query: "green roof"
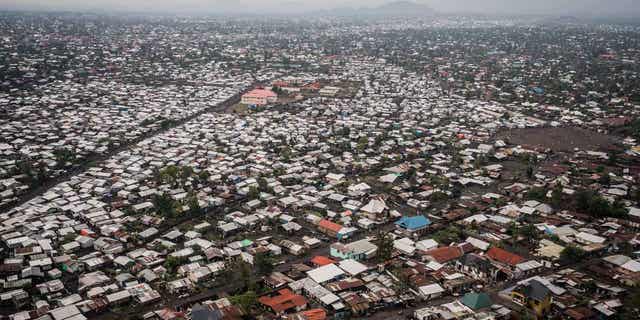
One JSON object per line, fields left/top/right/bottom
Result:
{"left": 461, "top": 292, "right": 492, "bottom": 310}
{"left": 240, "top": 239, "right": 254, "bottom": 247}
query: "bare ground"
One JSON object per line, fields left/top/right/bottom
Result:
{"left": 497, "top": 126, "right": 616, "bottom": 152}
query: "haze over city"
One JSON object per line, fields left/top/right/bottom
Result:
{"left": 1, "top": 0, "right": 640, "bottom": 17}
{"left": 1, "top": 1, "right": 640, "bottom": 320}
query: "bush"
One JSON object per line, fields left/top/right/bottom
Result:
{"left": 560, "top": 246, "right": 587, "bottom": 264}
{"left": 574, "top": 190, "right": 627, "bottom": 219}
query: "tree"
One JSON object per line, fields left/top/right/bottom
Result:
{"left": 163, "top": 256, "right": 184, "bottom": 273}
{"left": 452, "top": 185, "right": 462, "bottom": 199}
{"left": 230, "top": 291, "right": 258, "bottom": 314}
{"left": 575, "top": 190, "right": 627, "bottom": 218}
{"left": 180, "top": 166, "right": 194, "bottom": 183}
{"left": 357, "top": 136, "right": 368, "bottom": 152}
{"left": 254, "top": 252, "right": 275, "bottom": 277}
{"left": 608, "top": 151, "right": 619, "bottom": 166}
{"left": 247, "top": 186, "right": 260, "bottom": 200}
{"left": 433, "top": 226, "right": 463, "bottom": 245}
{"left": 272, "top": 86, "right": 283, "bottom": 95}
{"left": 258, "top": 177, "right": 269, "bottom": 192}
{"left": 551, "top": 185, "right": 563, "bottom": 208}
{"left": 527, "top": 187, "right": 547, "bottom": 202}
{"left": 375, "top": 231, "right": 394, "bottom": 263}
{"left": 198, "top": 170, "right": 211, "bottom": 182}
{"left": 520, "top": 224, "right": 539, "bottom": 245}
{"left": 616, "top": 289, "right": 640, "bottom": 319}
{"left": 186, "top": 192, "right": 201, "bottom": 214}
{"left": 508, "top": 222, "right": 520, "bottom": 247}
{"left": 526, "top": 165, "right": 534, "bottom": 178}
{"left": 159, "top": 165, "right": 180, "bottom": 185}
{"left": 223, "top": 258, "right": 256, "bottom": 292}
{"left": 392, "top": 268, "right": 411, "bottom": 295}
{"left": 153, "top": 193, "right": 178, "bottom": 218}
{"left": 405, "top": 167, "right": 417, "bottom": 181}
{"left": 560, "top": 246, "right": 587, "bottom": 264}
{"left": 53, "top": 148, "right": 76, "bottom": 168}
{"left": 599, "top": 173, "right": 611, "bottom": 186}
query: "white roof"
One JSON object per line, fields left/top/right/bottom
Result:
{"left": 465, "top": 236, "right": 490, "bottom": 251}
{"left": 516, "top": 260, "right": 543, "bottom": 272}
{"left": 553, "top": 225, "right": 578, "bottom": 237}
{"left": 338, "top": 259, "right": 368, "bottom": 276}
{"left": 603, "top": 255, "right": 631, "bottom": 266}
{"left": 621, "top": 260, "right": 640, "bottom": 272}
{"left": 360, "top": 199, "right": 386, "bottom": 214}
{"left": 307, "top": 263, "right": 345, "bottom": 283}
{"left": 50, "top": 305, "right": 81, "bottom": 320}
{"left": 379, "top": 173, "right": 398, "bottom": 183}
{"left": 394, "top": 238, "right": 416, "bottom": 255}
{"left": 415, "top": 239, "right": 438, "bottom": 251}
{"left": 425, "top": 260, "right": 444, "bottom": 271}
{"left": 464, "top": 214, "right": 488, "bottom": 224}
{"left": 418, "top": 283, "right": 445, "bottom": 296}
{"left": 575, "top": 232, "right": 606, "bottom": 244}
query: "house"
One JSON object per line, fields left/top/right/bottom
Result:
{"left": 284, "top": 308, "right": 327, "bottom": 320}
{"left": 511, "top": 279, "right": 552, "bottom": 318}
{"left": 190, "top": 304, "right": 224, "bottom": 320}
{"left": 319, "top": 86, "right": 340, "bottom": 97}
{"left": 418, "top": 283, "right": 446, "bottom": 300}
{"left": 306, "top": 264, "right": 345, "bottom": 284}
{"left": 461, "top": 292, "right": 492, "bottom": 310}
{"left": 416, "top": 239, "right": 438, "bottom": 252}
{"left": 317, "top": 219, "right": 354, "bottom": 240}
{"left": 330, "top": 239, "right": 378, "bottom": 261}
{"left": 423, "top": 246, "right": 463, "bottom": 264}
{"left": 241, "top": 89, "right": 277, "bottom": 106}
{"left": 258, "top": 289, "right": 308, "bottom": 315}
{"left": 456, "top": 253, "right": 492, "bottom": 281}
{"left": 310, "top": 256, "right": 336, "bottom": 267}
{"left": 395, "top": 215, "right": 431, "bottom": 236}
{"left": 487, "top": 247, "right": 526, "bottom": 280}
{"left": 337, "top": 259, "right": 368, "bottom": 276}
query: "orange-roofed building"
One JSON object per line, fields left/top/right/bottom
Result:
{"left": 310, "top": 256, "right": 336, "bottom": 267}
{"left": 258, "top": 289, "right": 308, "bottom": 315}
{"left": 317, "top": 219, "right": 343, "bottom": 238}
{"left": 272, "top": 80, "right": 290, "bottom": 87}
{"left": 302, "top": 82, "right": 321, "bottom": 91}
{"left": 423, "top": 246, "right": 463, "bottom": 264}
{"left": 487, "top": 247, "right": 525, "bottom": 266}
{"left": 241, "top": 89, "right": 277, "bottom": 106}
{"left": 285, "top": 308, "right": 327, "bottom": 320}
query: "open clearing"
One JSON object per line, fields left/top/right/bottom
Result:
{"left": 497, "top": 126, "right": 616, "bottom": 152}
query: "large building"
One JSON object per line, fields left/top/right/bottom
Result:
{"left": 241, "top": 89, "right": 277, "bottom": 106}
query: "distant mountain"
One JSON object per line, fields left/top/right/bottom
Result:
{"left": 370, "top": 1, "right": 435, "bottom": 16}
{"left": 324, "top": 1, "right": 435, "bottom": 17}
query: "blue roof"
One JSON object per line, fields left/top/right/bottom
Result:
{"left": 395, "top": 215, "right": 431, "bottom": 230}
{"left": 530, "top": 87, "right": 544, "bottom": 94}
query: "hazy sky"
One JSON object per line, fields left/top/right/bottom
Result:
{"left": 0, "top": 0, "right": 639, "bottom": 17}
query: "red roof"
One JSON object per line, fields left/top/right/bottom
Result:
{"left": 285, "top": 309, "right": 327, "bottom": 320}
{"left": 487, "top": 247, "right": 525, "bottom": 266}
{"left": 258, "top": 289, "right": 307, "bottom": 313}
{"left": 310, "top": 256, "right": 336, "bottom": 266}
{"left": 303, "top": 82, "right": 321, "bottom": 90}
{"left": 423, "top": 246, "right": 463, "bottom": 263}
{"left": 243, "top": 89, "right": 277, "bottom": 99}
{"left": 301, "top": 309, "right": 327, "bottom": 320}
{"left": 272, "top": 81, "right": 290, "bottom": 87}
{"left": 318, "top": 219, "right": 343, "bottom": 233}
